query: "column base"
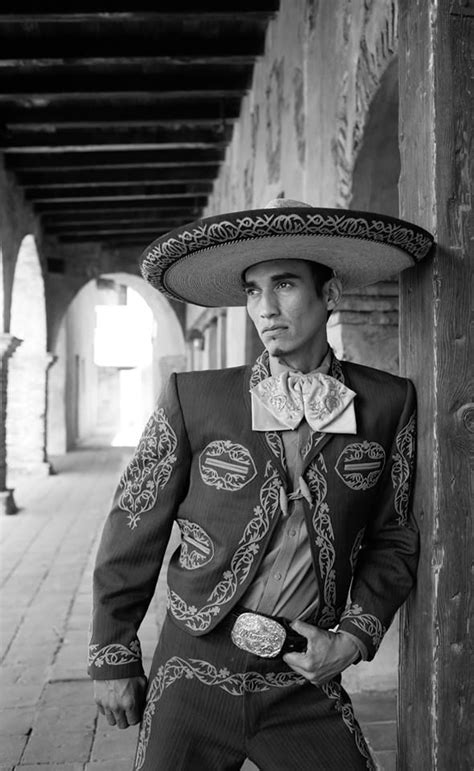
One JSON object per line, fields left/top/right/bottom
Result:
{"left": 0, "top": 489, "right": 19, "bottom": 516}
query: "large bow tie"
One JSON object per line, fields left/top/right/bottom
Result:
{"left": 250, "top": 371, "right": 357, "bottom": 434}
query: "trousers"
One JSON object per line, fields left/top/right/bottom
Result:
{"left": 133, "top": 613, "right": 375, "bottom": 771}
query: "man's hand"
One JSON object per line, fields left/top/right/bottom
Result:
{"left": 94, "top": 676, "right": 147, "bottom": 729}
{"left": 283, "top": 621, "right": 360, "bottom": 685}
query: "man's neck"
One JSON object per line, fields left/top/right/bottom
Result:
{"left": 269, "top": 345, "right": 331, "bottom": 376}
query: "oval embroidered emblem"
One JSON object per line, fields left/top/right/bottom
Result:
{"left": 335, "top": 441, "right": 386, "bottom": 491}
{"left": 177, "top": 519, "right": 214, "bottom": 570}
{"left": 199, "top": 440, "right": 257, "bottom": 491}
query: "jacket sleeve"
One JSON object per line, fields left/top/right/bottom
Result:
{"left": 338, "top": 379, "right": 419, "bottom": 660}
{"left": 88, "top": 373, "right": 191, "bottom": 680}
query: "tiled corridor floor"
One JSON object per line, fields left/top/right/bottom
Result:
{"left": 0, "top": 447, "right": 396, "bottom": 770}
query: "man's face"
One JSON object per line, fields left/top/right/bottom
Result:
{"left": 243, "top": 259, "right": 333, "bottom": 360}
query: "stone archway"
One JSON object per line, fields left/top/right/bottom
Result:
{"left": 328, "top": 57, "right": 401, "bottom": 376}
{"left": 6, "top": 235, "right": 49, "bottom": 482}
{"left": 350, "top": 58, "right": 399, "bottom": 217}
{"left": 47, "top": 272, "right": 185, "bottom": 453}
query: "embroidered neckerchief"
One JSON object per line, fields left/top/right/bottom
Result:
{"left": 249, "top": 350, "right": 357, "bottom": 435}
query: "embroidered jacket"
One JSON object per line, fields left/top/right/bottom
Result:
{"left": 88, "top": 352, "right": 418, "bottom": 679}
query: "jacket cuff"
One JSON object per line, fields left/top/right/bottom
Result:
{"left": 338, "top": 605, "right": 386, "bottom": 661}
{"left": 88, "top": 639, "right": 145, "bottom": 680}
{"left": 336, "top": 630, "right": 368, "bottom": 662}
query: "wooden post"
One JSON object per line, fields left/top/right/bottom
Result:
{"left": 398, "top": 1, "right": 472, "bottom": 768}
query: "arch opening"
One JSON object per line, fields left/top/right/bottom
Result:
{"left": 48, "top": 273, "right": 186, "bottom": 453}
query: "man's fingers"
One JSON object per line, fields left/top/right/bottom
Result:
{"left": 114, "top": 711, "right": 130, "bottom": 730}
{"left": 103, "top": 707, "right": 117, "bottom": 726}
{"left": 125, "top": 706, "right": 142, "bottom": 726}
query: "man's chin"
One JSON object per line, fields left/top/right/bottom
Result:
{"left": 264, "top": 343, "right": 287, "bottom": 358}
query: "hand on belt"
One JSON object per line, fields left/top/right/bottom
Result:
{"left": 226, "top": 607, "right": 307, "bottom": 658}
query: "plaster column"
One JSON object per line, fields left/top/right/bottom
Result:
{"left": 7, "top": 348, "right": 54, "bottom": 481}
{"left": 0, "top": 333, "right": 22, "bottom": 514}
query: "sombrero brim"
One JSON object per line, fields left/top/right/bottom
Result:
{"left": 140, "top": 207, "right": 434, "bottom": 307}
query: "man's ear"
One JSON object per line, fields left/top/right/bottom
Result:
{"left": 324, "top": 277, "right": 343, "bottom": 311}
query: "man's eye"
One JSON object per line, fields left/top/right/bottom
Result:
{"left": 244, "top": 287, "right": 258, "bottom": 297}
{"left": 277, "top": 281, "right": 292, "bottom": 290}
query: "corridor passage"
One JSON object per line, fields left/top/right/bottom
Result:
{"left": 0, "top": 446, "right": 396, "bottom": 770}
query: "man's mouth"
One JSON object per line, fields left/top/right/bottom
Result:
{"left": 262, "top": 325, "right": 287, "bottom": 335}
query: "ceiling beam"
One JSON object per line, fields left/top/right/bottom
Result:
{"left": 53, "top": 224, "right": 171, "bottom": 236}
{"left": 39, "top": 205, "right": 199, "bottom": 217}
{"left": 35, "top": 196, "right": 207, "bottom": 211}
{"left": 0, "top": 35, "right": 266, "bottom": 61}
{"left": 56, "top": 233, "right": 166, "bottom": 244}
{"left": 41, "top": 213, "right": 189, "bottom": 227}
{"left": 0, "top": 4, "right": 279, "bottom": 21}
{"left": 26, "top": 182, "right": 213, "bottom": 201}
{"left": 1, "top": 100, "right": 241, "bottom": 127}
{"left": 0, "top": 68, "right": 251, "bottom": 95}
{"left": 0, "top": 126, "right": 232, "bottom": 150}
{"left": 17, "top": 165, "right": 219, "bottom": 186}
{"left": 4, "top": 148, "right": 224, "bottom": 169}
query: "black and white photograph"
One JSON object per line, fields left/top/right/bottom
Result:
{"left": 0, "top": 2, "right": 471, "bottom": 769}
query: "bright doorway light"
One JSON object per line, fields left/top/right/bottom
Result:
{"left": 93, "top": 287, "right": 154, "bottom": 447}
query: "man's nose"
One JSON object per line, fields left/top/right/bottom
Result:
{"left": 259, "top": 291, "right": 279, "bottom": 318}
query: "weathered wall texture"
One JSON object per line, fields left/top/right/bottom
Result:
{"left": 205, "top": 0, "right": 398, "bottom": 213}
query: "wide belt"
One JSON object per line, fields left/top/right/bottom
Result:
{"left": 224, "top": 607, "right": 307, "bottom": 658}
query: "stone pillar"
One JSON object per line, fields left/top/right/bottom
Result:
{"left": 327, "top": 281, "right": 399, "bottom": 374}
{"left": 0, "top": 334, "right": 22, "bottom": 515}
{"left": 6, "top": 347, "right": 53, "bottom": 481}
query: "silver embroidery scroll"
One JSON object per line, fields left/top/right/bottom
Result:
{"left": 199, "top": 440, "right": 257, "bottom": 491}
{"left": 177, "top": 519, "right": 214, "bottom": 570}
{"left": 321, "top": 679, "right": 376, "bottom": 769}
{"left": 88, "top": 639, "right": 141, "bottom": 669}
{"left": 118, "top": 407, "right": 177, "bottom": 530}
{"left": 340, "top": 604, "right": 385, "bottom": 650}
{"left": 391, "top": 411, "right": 416, "bottom": 525}
{"left": 307, "top": 455, "right": 337, "bottom": 627}
{"left": 335, "top": 441, "right": 386, "bottom": 491}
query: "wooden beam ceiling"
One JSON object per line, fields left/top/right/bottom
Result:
{"left": 0, "top": 3, "right": 279, "bottom": 250}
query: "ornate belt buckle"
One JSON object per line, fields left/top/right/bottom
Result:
{"left": 231, "top": 612, "right": 286, "bottom": 658}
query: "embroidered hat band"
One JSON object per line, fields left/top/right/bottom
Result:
{"left": 140, "top": 198, "right": 435, "bottom": 307}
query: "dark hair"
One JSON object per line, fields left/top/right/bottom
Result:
{"left": 308, "top": 261, "right": 335, "bottom": 297}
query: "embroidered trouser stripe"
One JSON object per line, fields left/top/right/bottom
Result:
{"left": 134, "top": 615, "right": 375, "bottom": 771}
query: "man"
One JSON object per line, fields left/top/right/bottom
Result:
{"left": 89, "top": 200, "right": 434, "bottom": 769}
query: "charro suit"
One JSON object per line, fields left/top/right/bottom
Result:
{"left": 89, "top": 350, "right": 418, "bottom": 769}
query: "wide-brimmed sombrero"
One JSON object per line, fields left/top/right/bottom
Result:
{"left": 140, "top": 198, "right": 434, "bottom": 307}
